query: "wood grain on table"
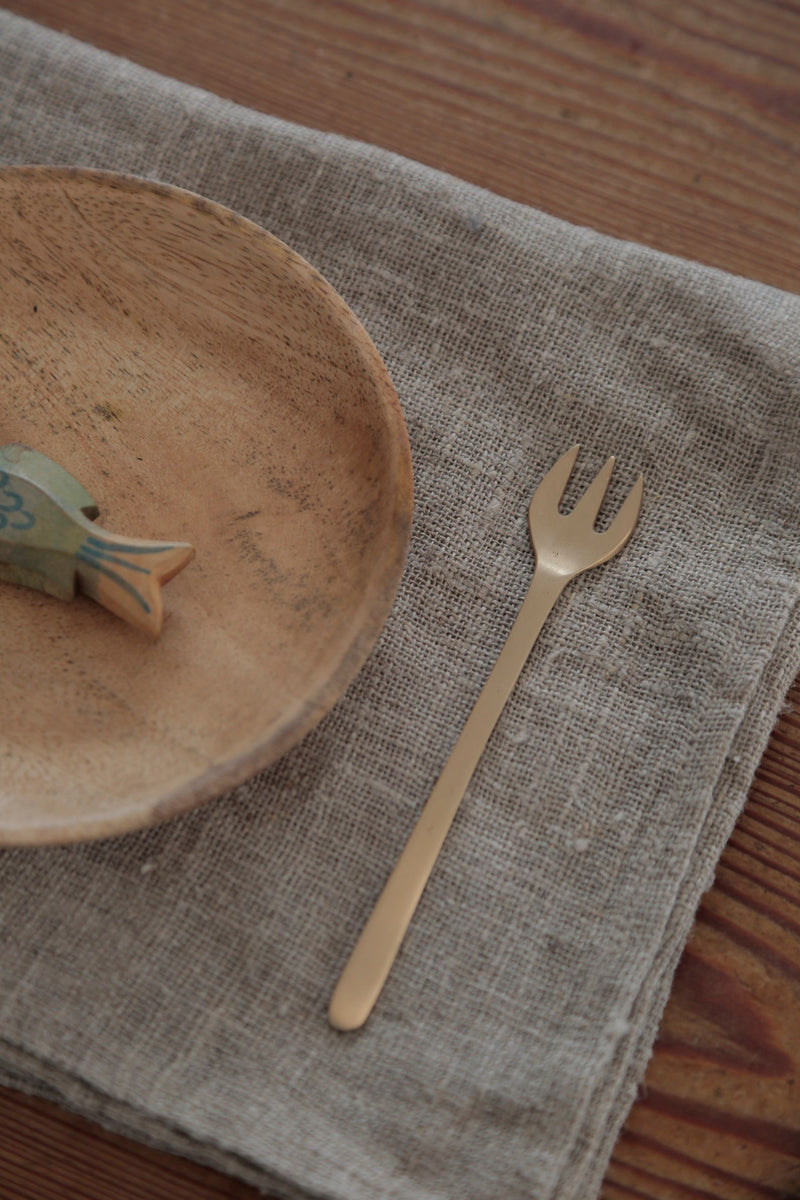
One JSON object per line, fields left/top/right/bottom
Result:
{"left": 2, "top": 2, "right": 800, "bottom": 1198}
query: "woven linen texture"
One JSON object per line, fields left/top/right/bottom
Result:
{"left": 1, "top": 12, "right": 800, "bottom": 1200}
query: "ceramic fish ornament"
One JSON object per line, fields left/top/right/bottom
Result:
{"left": 0, "top": 443, "right": 194, "bottom": 637}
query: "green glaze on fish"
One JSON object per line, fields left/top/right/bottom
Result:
{"left": 0, "top": 443, "right": 194, "bottom": 637}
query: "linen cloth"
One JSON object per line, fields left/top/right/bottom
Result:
{"left": 1, "top": 11, "right": 799, "bottom": 1199}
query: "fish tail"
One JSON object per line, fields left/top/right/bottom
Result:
{"left": 75, "top": 531, "right": 195, "bottom": 637}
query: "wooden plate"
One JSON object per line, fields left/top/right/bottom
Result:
{"left": 0, "top": 167, "right": 412, "bottom": 845}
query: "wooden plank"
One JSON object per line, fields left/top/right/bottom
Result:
{"left": 604, "top": 684, "right": 800, "bottom": 1199}
{"left": 0, "top": 1085, "right": 259, "bottom": 1198}
{"left": 2, "top": 2, "right": 800, "bottom": 1197}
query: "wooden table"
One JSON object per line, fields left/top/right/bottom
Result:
{"left": 2, "top": 3, "right": 799, "bottom": 1197}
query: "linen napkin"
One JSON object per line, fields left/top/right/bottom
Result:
{"left": 1, "top": 11, "right": 800, "bottom": 1200}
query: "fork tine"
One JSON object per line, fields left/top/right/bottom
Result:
{"left": 528, "top": 444, "right": 580, "bottom": 520}
{"left": 570, "top": 455, "right": 615, "bottom": 525}
{"left": 593, "top": 473, "right": 644, "bottom": 562}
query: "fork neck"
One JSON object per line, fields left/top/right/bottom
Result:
{"left": 518, "top": 562, "right": 570, "bottom": 641}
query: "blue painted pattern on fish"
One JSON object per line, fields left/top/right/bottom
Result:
{"left": 0, "top": 443, "right": 194, "bottom": 636}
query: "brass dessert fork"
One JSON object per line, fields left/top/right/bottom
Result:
{"left": 329, "top": 445, "right": 643, "bottom": 1031}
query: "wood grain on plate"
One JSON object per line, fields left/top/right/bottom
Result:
{"left": 2, "top": 0, "right": 800, "bottom": 1197}
{"left": 0, "top": 166, "right": 411, "bottom": 845}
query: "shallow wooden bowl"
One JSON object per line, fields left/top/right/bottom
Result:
{"left": 0, "top": 167, "right": 412, "bottom": 845}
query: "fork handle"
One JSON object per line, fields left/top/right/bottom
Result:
{"left": 328, "top": 565, "right": 567, "bottom": 1031}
